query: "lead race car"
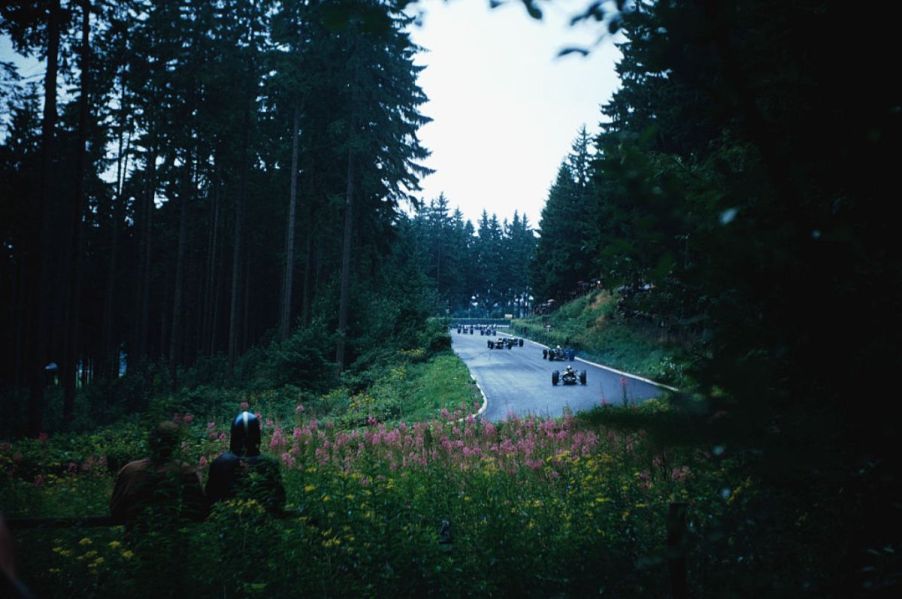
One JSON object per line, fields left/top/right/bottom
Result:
{"left": 487, "top": 337, "right": 512, "bottom": 349}
{"left": 552, "top": 365, "right": 587, "bottom": 386}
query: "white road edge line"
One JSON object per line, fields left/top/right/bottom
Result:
{"left": 458, "top": 376, "right": 488, "bottom": 423}
{"left": 498, "top": 331, "right": 679, "bottom": 392}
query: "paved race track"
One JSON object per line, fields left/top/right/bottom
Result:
{"left": 451, "top": 329, "right": 669, "bottom": 422}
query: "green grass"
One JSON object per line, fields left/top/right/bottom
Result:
{"left": 513, "top": 290, "right": 690, "bottom": 388}
{"left": 371, "top": 352, "right": 483, "bottom": 422}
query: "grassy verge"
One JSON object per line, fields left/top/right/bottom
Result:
{"left": 513, "top": 290, "right": 690, "bottom": 388}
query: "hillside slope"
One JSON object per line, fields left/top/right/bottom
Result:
{"left": 513, "top": 290, "right": 690, "bottom": 388}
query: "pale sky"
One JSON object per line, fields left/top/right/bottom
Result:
{"left": 406, "top": 0, "right": 622, "bottom": 227}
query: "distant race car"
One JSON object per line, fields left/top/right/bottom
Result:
{"left": 552, "top": 367, "right": 587, "bottom": 386}
{"left": 543, "top": 346, "right": 575, "bottom": 361}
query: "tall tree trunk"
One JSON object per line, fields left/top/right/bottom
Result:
{"left": 136, "top": 146, "right": 156, "bottom": 368}
{"left": 202, "top": 180, "right": 219, "bottom": 355}
{"left": 336, "top": 148, "right": 355, "bottom": 372}
{"left": 169, "top": 151, "right": 193, "bottom": 390}
{"left": 27, "top": 0, "right": 61, "bottom": 436}
{"left": 242, "top": 256, "right": 250, "bottom": 353}
{"left": 279, "top": 108, "right": 301, "bottom": 340}
{"left": 301, "top": 226, "right": 312, "bottom": 326}
{"left": 102, "top": 122, "right": 130, "bottom": 380}
{"left": 228, "top": 121, "right": 249, "bottom": 370}
{"left": 62, "top": 0, "right": 91, "bottom": 422}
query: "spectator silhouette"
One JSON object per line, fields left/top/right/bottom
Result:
{"left": 206, "top": 411, "right": 286, "bottom": 515}
{"left": 110, "top": 421, "right": 207, "bottom": 533}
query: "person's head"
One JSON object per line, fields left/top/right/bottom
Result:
{"left": 229, "top": 411, "right": 261, "bottom": 457}
{"left": 148, "top": 421, "right": 181, "bottom": 464}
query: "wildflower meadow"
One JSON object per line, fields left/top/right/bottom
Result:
{"left": 2, "top": 390, "right": 849, "bottom": 598}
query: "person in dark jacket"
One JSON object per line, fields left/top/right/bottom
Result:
{"left": 206, "top": 411, "right": 285, "bottom": 515}
{"left": 110, "top": 421, "right": 208, "bottom": 530}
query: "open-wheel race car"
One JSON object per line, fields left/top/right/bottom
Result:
{"left": 487, "top": 336, "right": 525, "bottom": 349}
{"left": 552, "top": 366, "right": 587, "bottom": 386}
{"left": 542, "top": 346, "right": 575, "bottom": 361}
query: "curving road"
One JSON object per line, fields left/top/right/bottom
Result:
{"left": 451, "top": 329, "right": 670, "bottom": 422}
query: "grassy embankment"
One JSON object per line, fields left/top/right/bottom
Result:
{"left": 512, "top": 290, "right": 691, "bottom": 388}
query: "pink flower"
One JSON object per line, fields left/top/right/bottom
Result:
{"left": 270, "top": 427, "right": 285, "bottom": 450}
{"left": 295, "top": 403, "right": 305, "bottom": 414}
{"left": 671, "top": 466, "right": 691, "bottom": 482}
{"left": 183, "top": 414, "right": 194, "bottom": 424}
{"left": 199, "top": 456, "right": 208, "bottom": 467}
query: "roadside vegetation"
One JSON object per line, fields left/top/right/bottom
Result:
{"left": 3, "top": 397, "right": 853, "bottom": 598}
{"left": 512, "top": 290, "right": 690, "bottom": 388}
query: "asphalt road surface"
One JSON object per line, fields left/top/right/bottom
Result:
{"left": 451, "top": 329, "right": 670, "bottom": 422}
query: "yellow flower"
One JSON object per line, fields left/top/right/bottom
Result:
{"left": 78, "top": 537, "right": 92, "bottom": 546}
{"left": 304, "top": 484, "right": 316, "bottom": 493}
{"left": 121, "top": 550, "right": 134, "bottom": 560}
{"left": 49, "top": 568, "right": 61, "bottom": 574}
{"left": 108, "top": 541, "right": 121, "bottom": 550}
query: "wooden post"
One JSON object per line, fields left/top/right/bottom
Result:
{"left": 667, "top": 502, "right": 689, "bottom": 599}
